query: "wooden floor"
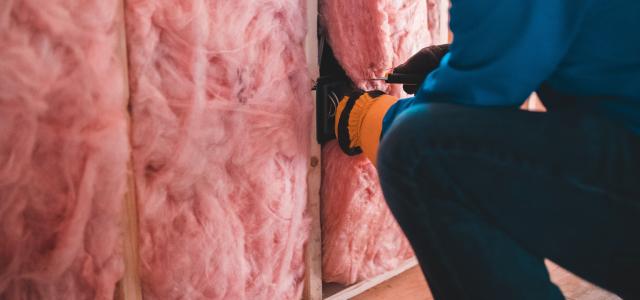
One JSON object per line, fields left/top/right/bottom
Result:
{"left": 352, "top": 261, "right": 620, "bottom": 300}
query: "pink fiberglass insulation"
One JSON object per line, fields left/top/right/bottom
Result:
{"left": 321, "top": 0, "right": 448, "bottom": 93}
{"left": 321, "top": 142, "right": 414, "bottom": 284}
{"left": 320, "top": 0, "right": 449, "bottom": 284}
{"left": 0, "top": 0, "right": 128, "bottom": 299}
{"left": 125, "top": 0, "right": 312, "bottom": 299}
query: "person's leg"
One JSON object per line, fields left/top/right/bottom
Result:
{"left": 377, "top": 103, "right": 640, "bottom": 300}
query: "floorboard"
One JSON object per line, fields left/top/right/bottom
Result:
{"left": 351, "top": 261, "right": 621, "bottom": 300}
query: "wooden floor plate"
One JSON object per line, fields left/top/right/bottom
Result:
{"left": 352, "top": 266, "right": 431, "bottom": 300}
{"left": 323, "top": 258, "right": 419, "bottom": 300}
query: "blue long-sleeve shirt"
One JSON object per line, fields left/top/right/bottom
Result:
{"left": 383, "top": 0, "right": 640, "bottom": 134}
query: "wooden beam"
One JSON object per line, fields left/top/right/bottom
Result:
{"left": 120, "top": 167, "right": 143, "bottom": 300}
{"left": 116, "top": 0, "right": 143, "bottom": 299}
{"left": 303, "top": 0, "right": 322, "bottom": 299}
{"left": 323, "top": 258, "right": 419, "bottom": 300}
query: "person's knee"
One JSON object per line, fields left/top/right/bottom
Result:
{"left": 378, "top": 103, "right": 444, "bottom": 173}
{"left": 377, "top": 104, "right": 451, "bottom": 220}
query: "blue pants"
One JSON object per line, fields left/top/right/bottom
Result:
{"left": 377, "top": 103, "right": 640, "bottom": 299}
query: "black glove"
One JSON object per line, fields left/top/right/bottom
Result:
{"left": 393, "top": 44, "right": 450, "bottom": 94}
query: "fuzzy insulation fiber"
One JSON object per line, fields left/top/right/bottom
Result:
{"left": 320, "top": 0, "right": 449, "bottom": 284}
{"left": 0, "top": 0, "right": 128, "bottom": 299}
{"left": 125, "top": 0, "right": 312, "bottom": 299}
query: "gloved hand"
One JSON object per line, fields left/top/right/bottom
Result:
{"left": 335, "top": 90, "right": 398, "bottom": 164}
{"left": 394, "top": 44, "right": 450, "bottom": 94}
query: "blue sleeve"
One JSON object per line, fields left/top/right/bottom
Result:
{"left": 383, "top": 0, "right": 594, "bottom": 130}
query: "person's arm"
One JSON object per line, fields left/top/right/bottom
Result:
{"left": 384, "top": 0, "right": 595, "bottom": 127}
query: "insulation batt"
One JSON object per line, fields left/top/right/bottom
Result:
{"left": 125, "top": 0, "right": 312, "bottom": 299}
{"left": 321, "top": 0, "right": 449, "bottom": 284}
{"left": 321, "top": 143, "right": 413, "bottom": 284}
{"left": 0, "top": 0, "right": 128, "bottom": 299}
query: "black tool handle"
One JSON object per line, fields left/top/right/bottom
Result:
{"left": 385, "top": 73, "right": 425, "bottom": 85}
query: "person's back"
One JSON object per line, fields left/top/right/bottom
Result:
{"left": 397, "top": 0, "right": 640, "bottom": 133}
{"left": 540, "top": 0, "right": 640, "bottom": 130}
